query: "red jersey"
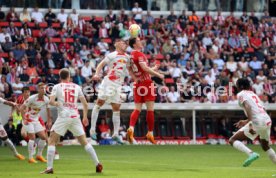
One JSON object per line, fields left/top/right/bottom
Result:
{"left": 16, "top": 94, "right": 25, "bottom": 105}
{"left": 130, "top": 50, "right": 151, "bottom": 82}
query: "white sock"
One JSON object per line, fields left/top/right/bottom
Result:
{"left": 112, "top": 111, "right": 120, "bottom": 136}
{"left": 28, "top": 140, "right": 35, "bottom": 159}
{"left": 91, "top": 105, "right": 101, "bottom": 134}
{"left": 37, "top": 139, "right": 46, "bottom": 156}
{"left": 266, "top": 148, "right": 276, "bottom": 164}
{"left": 47, "top": 145, "right": 56, "bottom": 169}
{"left": 4, "top": 139, "right": 19, "bottom": 155}
{"left": 84, "top": 144, "right": 99, "bottom": 166}
{"left": 233, "top": 140, "right": 253, "bottom": 156}
{"left": 148, "top": 131, "right": 153, "bottom": 135}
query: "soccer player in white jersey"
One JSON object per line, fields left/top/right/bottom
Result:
{"left": 229, "top": 78, "right": 276, "bottom": 167}
{"left": 90, "top": 39, "right": 133, "bottom": 144}
{"left": 20, "top": 83, "right": 52, "bottom": 163}
{"left": 0, "top": 97, "right": 25, "bottom": 160}
{"left": 41, "top": 68, "right": 102, "bottom": 174}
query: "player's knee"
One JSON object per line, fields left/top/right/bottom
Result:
{"left": 229, "top": 137, "right": 236, "bottom": 146}
{"left": 261, "top": 141, "right": 270, "bottom": 151}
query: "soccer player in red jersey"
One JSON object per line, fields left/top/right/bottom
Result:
{"left": 127, "top": 38, "right": 164, "bottom": 144}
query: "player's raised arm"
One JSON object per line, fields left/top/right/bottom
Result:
{"left": 20, "top": 100, "right": 29, "bottom": 125}
{"left": 92, "top": 59, "right": 107, "bottom": 80}
{"left": 139, "top": 58, "right": 164, "bottom": 80}
{"left": 79, "top": 96, "right": 88, "bottom": 127}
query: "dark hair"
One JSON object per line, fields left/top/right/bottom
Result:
{"left": 22, "top": 86, "right": 30, "bottom": 92}
{"left": 59, "top": 68, "right": 70, "bottom": 80}
{"left": 236, "top": 78, "right": 250, "bottom": 90}
{"left": 129, "top": 38, "right": 137, "bottom": 48}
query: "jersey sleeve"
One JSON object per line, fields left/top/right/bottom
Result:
{"left": 103, "top": 53, "right": 112, "bottom": 64}
{"left": 50, "top": 85, "right": 58, "bottom": 97}
{"left": 77, "top": 86, "right": 84, "bottom": 98}
{"left": 238, "top": 92, "right": 247, "bottom": 105}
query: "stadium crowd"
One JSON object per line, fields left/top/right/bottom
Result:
{"left": 0, "top": 3, "right": 275, "bottom": 106}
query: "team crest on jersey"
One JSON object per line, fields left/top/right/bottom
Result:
{"left": 117, "top": 59, "right": 127, "bottom": 64}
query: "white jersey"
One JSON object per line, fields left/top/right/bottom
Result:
{"left": 103, "top": 51, "right": 130, "bottom": 85}
{"left": 24, "top": 94, "right": 49, "bottom": 121}
{"left": 51, "top": 82, "right": 84, "bottom": 118}
{"left": 237, "top": 90, "right": 269, "bottom": 121}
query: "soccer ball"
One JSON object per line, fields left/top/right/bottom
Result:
{"left": 129, "top": 24, "right": 141, "bottom": 38}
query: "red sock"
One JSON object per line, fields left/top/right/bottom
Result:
{"left": 146, "top": 111, "right": 154, "bottom": 132}
{"left": 129, "top": 110, "right": 140, "bottom": 127}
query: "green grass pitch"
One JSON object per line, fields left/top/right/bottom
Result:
{"left": 0, "top": 145, "right": 276, "bottom": 178}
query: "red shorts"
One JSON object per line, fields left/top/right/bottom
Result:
{"left": 133, "top": 80, "right": 156, "bottom": 103}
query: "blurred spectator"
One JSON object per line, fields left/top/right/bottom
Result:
{"left": 70, "top": 9, "right": 79, "bottom": 26}
{"left": 252, "top": 79, "right": 264, "bottom": 96}
{"left": 132, "top": 2, "right": 142, "bottom": 24}
{"left": 20, "top": 23, "right": 32, "bottom": 38}
{"left": 31, "top": 7, "right": 44, "bottom": 23}
{"left": 46, "top": 69, "right": 59, "bottom": 84}
{"left": 167, "top": 86, "right": 180, "bottom": 103}
{"left": 73, "top": 68, "right": 86, "bottom": 85}
{"left": 12, "top": 77, "right": 23, "bottom": 95}
{"left": 1, "top": 36, "right": 14, "bottom": 52}
{"left": 98, "top": 119, "right": 111, "bottom": 139}
{"left": 0, "top": 6, "right": 5, "bottom": 21}
{"left": 57, "top": 8, "right": 68, "bottom": 27}
{"left": 4, "top": 119, "right": 18, "bottom": 145}
{"left": 6, "top": 7, "right": 19, "bottom": 22}
{"left": 0, "top": 28, "right": 12, "bottom": 43}
{"left": 19, "top": 68, "right": 30, "bottom": 84}
{"left": 44, "top": 8, "right": 57, "bottom": 24}
{"left": 19, "top": 7, "right": 31, "bottom": 22}
{"left": 44, "top": 37, "right": 58, "bottom": 53}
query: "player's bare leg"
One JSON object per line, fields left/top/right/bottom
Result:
{"left": 90, "top": 99, "right": 105, "bottom": 140}
{"left": 77, "top": 135, "right": 103, "bottom": 173}
{"left": 111, "top": 103, "right": 123, "bottom": 144}
{"left": 127, "top": 103, "right": 142, "bottom": 144}
{"left": 35, "top": 131, "right": 47, "bottom": 163}
{"left": 41, "top": 131, "right": 60, "bottom": 174}
{"left": 0, "top": 135, "right": 25, "bottom": 160}
{"left": 229, "top": 131, "right": 259, "bottom": 167}
{"left": 260, "top": 139, "right": 276, "bottom": 164}
{"left": 27, "top": 133, "right": 37, "bottom": 163}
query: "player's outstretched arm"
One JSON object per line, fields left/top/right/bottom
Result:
{"left": 46, "top": 107, "right": 53, "bottom": 129}
{"left": 3, "top": 100, "right": 16, "bottom": 108}
{"left": 79, "top": 96, "right": 89, "bottom": 127}
{"left": 92, "top": 60, "right": 107, "bottom": 80}
{"left": 139, "top": 61, "right": 164, "bottom": 80}
{"left": 49, "top": 95, "right": 60, "bottom": 107}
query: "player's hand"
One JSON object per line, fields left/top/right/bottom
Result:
{"left": 47, "top": 119, "right": 52, "bottom": 130}
{"left": 82, "top": 117, "right": 89, "bottom": 127}
{"left": 152, "top": 64, "right": 160, "bottom": 71}
{"left": 249, "top": 123, "right": 256, "bottom": 135}
{"left": 158, "top": 74, "right": 164, "bottom": 80}
{"left": 234, "top": 120, "right": 248, "bottom": 129}
{"left": 92, "top": 74, "right": 100, "bottom": 81}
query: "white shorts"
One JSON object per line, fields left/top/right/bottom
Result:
{"left": 51, "top": 116, "right": 85, "bottom": 137}
{"left": 239, "top": 116, "right": 272, "bottom": 141}
{"left": 98, "top": 78, "right": 122, "bottom": 104}
{"left": 24, "top": 121, "right": 45, "bottom": 134}
{"left": 0, "top": 124, "right": 7, "bottom": 138}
